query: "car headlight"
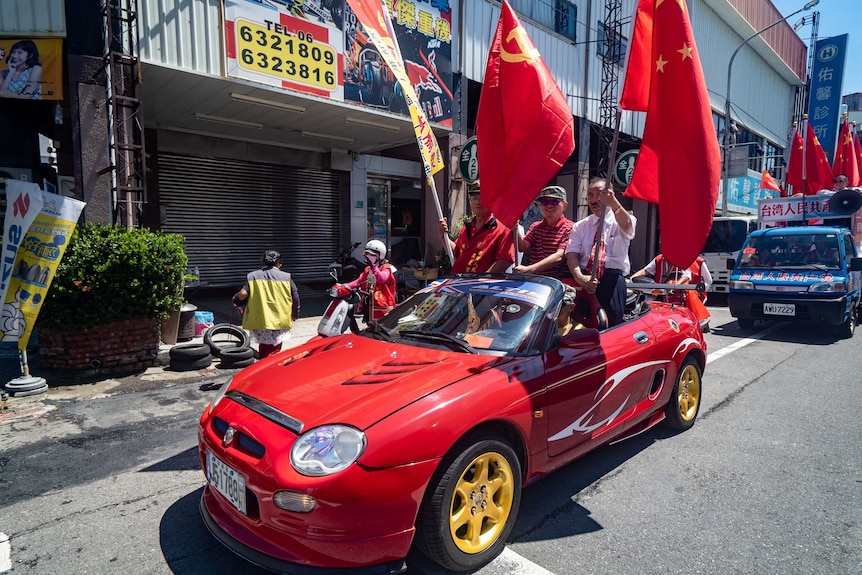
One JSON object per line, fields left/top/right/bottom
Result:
{"left": 290, "top": 425, "right": 366, "bottom": 476}
{"left": 731, "top": 280, "right": 754, "bottom": 290}
{"left": 329, "top": 287, "right": 340, "bottom": 297}
{"left": 208, "top": 377, "right": 233, "bottom": 414}
{"left": 809, "top": 281, "right": 844, "bottom": 293}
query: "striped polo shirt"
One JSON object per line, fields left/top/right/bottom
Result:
{"left": 525, "top": 216, "right": 574, "bottom": 279}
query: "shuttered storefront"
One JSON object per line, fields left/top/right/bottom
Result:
{"left": 158, "top": 154, "right": 348, "bottom": 290}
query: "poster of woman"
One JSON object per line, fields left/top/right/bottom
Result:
{"left": 0, "top": 38, "right": 63, "bottom": 100}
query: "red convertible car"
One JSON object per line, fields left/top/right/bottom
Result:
{"left": 198, "top": 274, "right": 706, "bottom": 574}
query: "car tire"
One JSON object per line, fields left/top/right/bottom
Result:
{"left": 217, "top": 357, "right": 254, "bottom": 369}
{"left": 416, "top": 432, "right": 522, "bottom": 572}
{"left": 170, "top": 354, "right": 213, "bottom": 371}
{"left": 218, "top": 347, "right": 255, "bottom": 363}
{"left": 737, "top": 317, "right": 755, "bottom": 330}
{"left": 204, "top": 324, "right": 250, "bottom": 357}
{"left": 837, "top": 311, "right": 855, "bottom": 339}
{"left": 169, "top": 343, "right": 211, "bottom": 362}
{"left": 665, "top": 357, "right": 702, "bottom": 431}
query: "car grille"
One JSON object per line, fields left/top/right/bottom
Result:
{"left": 213, "top": 417, "right": 266, "bottom": 458}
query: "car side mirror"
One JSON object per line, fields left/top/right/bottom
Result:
{"left": 849, "top": 257, "right": 862, "bottom": 272}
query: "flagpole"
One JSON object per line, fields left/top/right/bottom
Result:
{"left": 428, "top": 176, "right": 455, "bottom": 264}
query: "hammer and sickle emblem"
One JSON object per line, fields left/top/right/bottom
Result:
{"left": 500, "top": 26, "right": 538, "bottom": 64}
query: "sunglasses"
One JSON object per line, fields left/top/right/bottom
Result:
{"left": 539, "top": 198, "right": 561, "bottom": 206}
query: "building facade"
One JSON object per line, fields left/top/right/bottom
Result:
{"left": 0, "top": 0, "right": 807, "bottom": 293}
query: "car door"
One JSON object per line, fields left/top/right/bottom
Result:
{"left": 545, "top": 318, "right": 656, "bottom": 458}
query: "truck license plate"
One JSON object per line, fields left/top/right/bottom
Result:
{"left": 764, "top": 303, "right": 795, "bottom": 316}
{"left": 207, "top": 449, "right": 247, "bottom": 514}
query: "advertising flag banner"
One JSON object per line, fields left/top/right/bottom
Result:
{"left": 475, "top": 0, "right": 575, "bottom": 228}
{"left": 1, "top": 191, "right": 86, "bottom": 350}
{"left": 619, "top": 0, "right": 720, "bottom": 269}
{"left": 0, "top": 38, "right": 63, "bottom": 100}
{"left": 345, "top": 0, "right": 444, "bottom": 179}
{"left": 807, "top": 35, "right": 847, "bottom": 163}
{"left": 1, "top": 181, "right": 44, "bottom": 309}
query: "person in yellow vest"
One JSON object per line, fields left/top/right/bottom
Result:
{"left": 232, "top": 250, "right": 300, "bottom": 359}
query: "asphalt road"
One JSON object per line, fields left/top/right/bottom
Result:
{"left": 1, "top": 305, "right": 860, "bottom": 575}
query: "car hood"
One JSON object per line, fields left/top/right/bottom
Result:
{"left": 226, "top": 335, "right": 510, "bottom": 431}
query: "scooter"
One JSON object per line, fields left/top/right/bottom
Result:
{"left": 327, "top": 242, "right": 364, "bottom": 284}
{"left": 317, "top": 269, "right": 371, "bottom": 337}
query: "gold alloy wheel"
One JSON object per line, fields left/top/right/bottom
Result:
{"left": 448, "top": 451, "right": 515, "bottom": 554}
{"left": 677, "top": 363, "right": 701, "bottom": 421}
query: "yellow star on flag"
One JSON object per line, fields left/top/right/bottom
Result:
{"left": 678, "top": 43, "right": 693, "bottom": 60}
{"left": 656, "top": 55, "right": 667, "bottom": 73}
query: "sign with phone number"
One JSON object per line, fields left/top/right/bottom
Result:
{"left": 235, "top": 19, "right": 338, "bottom": 92}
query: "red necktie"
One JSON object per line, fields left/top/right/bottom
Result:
{"left": 585, "top": 223, "right": 606, "bottom": 279}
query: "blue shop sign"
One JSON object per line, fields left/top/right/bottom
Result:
{"left": 807, "top": 34, "right": 847, "bottom": 162}
{"left": 719, "top": 174, "right": 779, "bottom": 214}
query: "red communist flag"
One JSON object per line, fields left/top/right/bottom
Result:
{"left": 786, "top": 127, "right": 804, "bottom": 193}
{"left": 476, "top": 0, "right": 575, "bottom": 228}
{"left": 759, "top": 169, "right": 782, "bottom": 195}
{"left": 855, "top": 127, "right": 862, "bottom": 186}
{"left": 833, "top": 118, "right": 859, "bottom": 187}
{"left": 805, "top": 124, "right": 834, "bottom": 194}
{"left": 619, "top": 0, "right": 720, "bottom": 269}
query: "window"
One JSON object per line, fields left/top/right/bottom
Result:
{"left": 597, "top": 21, "right": 626, "bottom": 65}
{"left": 509, "top": 0, "right": 577, "bottom": 42}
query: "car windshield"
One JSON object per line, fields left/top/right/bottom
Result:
{"left": 371, "top": 276, "right": 554, "bottom": 354}
{"left": 737, "top": 233, "right": 842, "bottom": 270}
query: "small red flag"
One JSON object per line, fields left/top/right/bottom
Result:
{"left": 476, "top": 0, "right": 576, "bottom": 228}
{"left": 833, "top": 118, "right": 860, "bottom": 187}
{"left": 786, "top": 125, "right": 833, "bottom": 195}
{"left": 853, "top": 125, "right": 862, "bottom": 187}
{"left": 759, "top": 170, "right": 782, "bottom": 194}
{"left": 804, "top": 124, "right": 834, "bottom": 195}
{"left": 619, "top": 0, "right": 720, "bottom": 269}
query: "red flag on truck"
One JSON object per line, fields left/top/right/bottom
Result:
{"left": 476, "top": 0, "right": 575, "bottom": 228}
{"left": 619, "top": 0, "right": 720, "bottom": 269}
{"left": 759, "top": 170, "right": 782, "bottom": 195}
{"left": 833, "top": 118, "right": 860, "bottom": 187}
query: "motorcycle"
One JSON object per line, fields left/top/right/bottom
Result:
{"left": 327, "top": 242, "right": 364, "bottom": 284}
{"left": 317, "top": 269, "right": 372, "bottom": 337}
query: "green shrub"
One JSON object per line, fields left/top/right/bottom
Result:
{"left": 38, "top": 224, "right": 188, "bottom": 330}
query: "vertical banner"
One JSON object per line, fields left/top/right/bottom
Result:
{"left": 807, "top": 34, "right": 847, "bottom": 163}
{"left": 0, "top": 38, "right": 64, "bottom": 100}
{"left": 1, "top": 181, "right": 44, "bottom": 308}
{"left": 345, "top": 0, "right": 444, "bottom": 179}
{"left": 1, "top": 191, "right": 86, "bottom": 350}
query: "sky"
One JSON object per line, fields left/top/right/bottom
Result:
{"left": 771, "top": 0, "right": 861, "bottom": 95}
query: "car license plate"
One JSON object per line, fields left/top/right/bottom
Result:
{"left": 207, "top": 449, "right": 247, "bottom": 514}
{"left": 763, "top": 303, "right": 795, "bottom": 316}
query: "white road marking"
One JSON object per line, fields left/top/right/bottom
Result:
{"left": 706, "top": 322, "right": 786, "bottom": 364}
{"left": 0, "top": 532, "right": 11, "bottom": 572}
{"left": 483, "top": 547, "right": 557, "bottom": 574}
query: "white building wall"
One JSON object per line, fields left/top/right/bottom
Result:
{"left": 139, "top": 0, "right": 223, "bottom": 75}
{"left": 0, "top": 0, "right": 66, "bottom": 36}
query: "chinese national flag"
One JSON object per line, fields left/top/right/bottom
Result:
{"left": 786, "top": 125, "right": 834, "bottom": 194}
{"left": 759, "top": 170, "right": 782, "bottom": 195}
{"left": 476, "top": 0, "right": 575, "bottom": 228}
{"left": 619, "top": 0, "right": 720, "bottom": 269}
{"left": 833, "top": 119, "right": 859, "bottom": 187}
{"left": 854, "top": 129, "right": 862, "bottom": 186}
{"left": 786, "top": 127, "right": 804, "bottom": 194}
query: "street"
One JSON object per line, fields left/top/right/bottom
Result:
{"left": 1, "top": 304, "right": 860, "bottom": 575}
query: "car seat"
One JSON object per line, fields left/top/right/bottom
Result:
{"left": 561, "top": 279, "right": 607, "bottom": 330}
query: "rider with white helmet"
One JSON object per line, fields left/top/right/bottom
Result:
{"left": 344, "top": 239, "right": 397, "bottom": 321}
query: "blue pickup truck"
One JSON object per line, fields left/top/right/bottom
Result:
{"left": 728, "top": 226, "right": 862, "bottom": 337}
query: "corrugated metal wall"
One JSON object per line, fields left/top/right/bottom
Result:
{"left": 139, "top": 0, "right": 223, "bottom": 75}
{"left": 0, "top": 0, "right": 66, "bottom": 36}
{"left": 158, "top": 154, "right": 348, "bottom": 288}
{"left": 691, "top": 0, "right": 795, "bottom": 146}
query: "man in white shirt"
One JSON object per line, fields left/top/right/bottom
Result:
{"left": 565, "top": 178, "right": 636, "bottom": 327}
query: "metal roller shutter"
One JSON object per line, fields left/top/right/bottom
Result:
{"left": 158, "top": 154, "right": 347, "bottom": 289}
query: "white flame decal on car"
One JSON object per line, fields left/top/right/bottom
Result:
{"left": 549, "top": 360, "right": 668, "bottom": 441}
{"left": 673, "top": 337, "right": 701, "bottom": 358}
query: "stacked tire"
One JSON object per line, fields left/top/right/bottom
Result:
{"left": 204, "top": 323, "right": 255, "bottom": 369}
{"left": 169, "top": 343, "right": 213, "bottom": 371}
